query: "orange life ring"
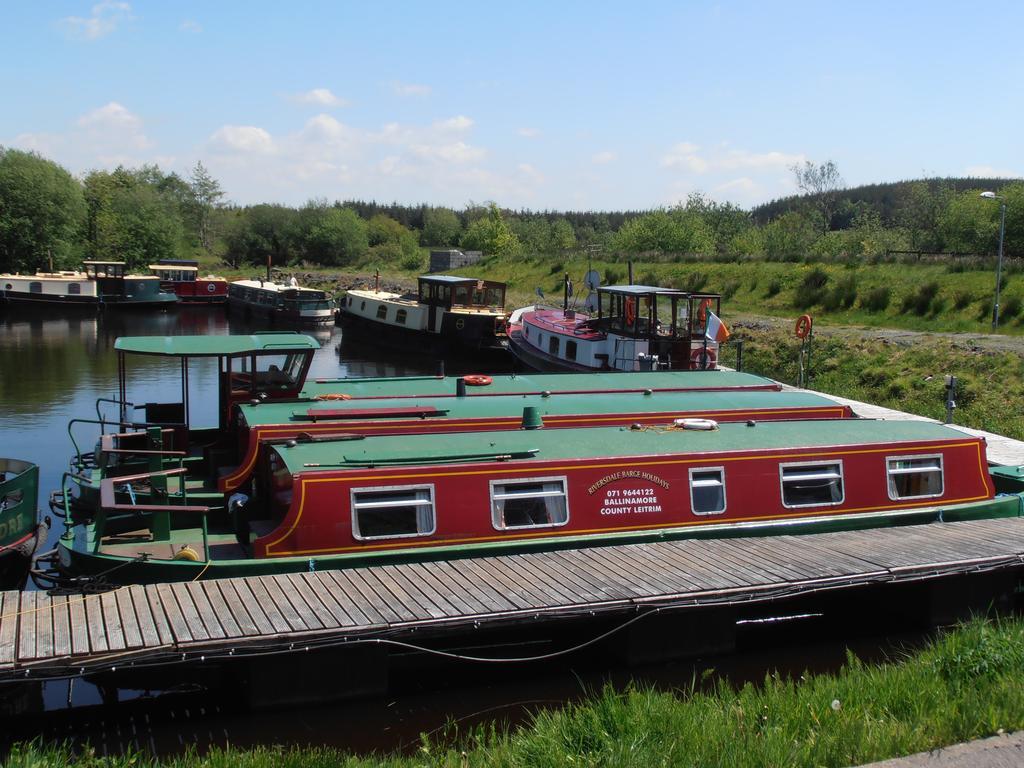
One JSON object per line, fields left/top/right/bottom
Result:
{"left": 795, "top": 314, "right": 813, "bottom": 339}
{"left": 689, "top": 346, "right": 718, "bottom": 370}
{"left": 463, "top": 374, "right": 492, "bottom": 386}
{"left": 624, "top": 297, "right": 637, "bottom": 325}
{"left": 315, "top": 393, "right": 352, "bottom": 401}
{"left": 697, "top": 297, "right": 713, "bottom": 324}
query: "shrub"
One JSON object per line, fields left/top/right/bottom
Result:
{"left": 901, "top": 281, "right": 940, "bottom": 316}
{"left": 793, "top": 268, "right": 830, "bottom": 309}
{"left": 681, "top": 271, "right": 708, "bottom": 292}
{"left": 720, "top": 279, "right": 741, "bottom": 300}
{"left": 765, "top": 279, "right": 782, "bottom": 298}
{"left": 549, "top": 261, "right": 565, "bottom": 275}
{"left": 861, "top": 286, "right": 891, "bottom": 312}
{"left": 1001, "top": 296, "right": 1022, "bottom": 319}
{"left": 639, "top": 270, "right": 660, "bottom": 286}
{"left": 604, "top": 268, "right": 622, "bottom": 285}
{"left": 978, "top": 298, "right": 993, "bottom": 322}
{"left": 823, "top": 274, "right": 858, "bottom": 311}
{"left": 953, "top": 291, "right": 974, "bottom": 310}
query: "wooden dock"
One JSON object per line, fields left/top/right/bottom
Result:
{"left": 3, "top": 517, "right": 1024, "bottom": 683}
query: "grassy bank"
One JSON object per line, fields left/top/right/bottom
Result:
{"left": 7, "top": 618, "right": 1024, "bottom": 767}
{"left": 731, "top": 324, "right": 1024, "bottom": 439}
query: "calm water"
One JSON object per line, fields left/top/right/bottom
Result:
{"left": 0, "top": 307, "right": 929, "bottom": 756}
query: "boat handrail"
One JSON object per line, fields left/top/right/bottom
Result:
{"left": 308, "top": 448, "right": 541, "bottom": 468}
{"left": 96, "top": 397, "right": 133, "bottom": 424}
{"left": 67, "top": 417, "right": 162, "bottom": 470}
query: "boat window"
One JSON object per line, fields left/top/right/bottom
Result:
{"left": 689, "top": 467, "right": 726, "bottom": 515}
{"left": 453, "top": 285, "right": 469, "bottom": 305}
{"left": 491, "top": 477, "right": 569, "bottom": 530}
{"left": 548, "top": 336, "right": 560, "bottom": 356}
{"left": 565, "top": 340, "right": 577, "bottom": 361}
{"left": 485, "top": 287, "right": 504, "bottom": 307}
{"left": 396, "top": 309, "right": 407, "bottom": 325}
{"left": 351, "top": 485, "right": 435, "bottom": 540}
{"left": 376, "top": 304, "right": 388, "bottom": 320}
{"left": 420, "top": 283, "right": 431, "bottom": 301}
{"left": 360, "top": 300, "right": 366, "bottom": 311}
{"left": 29, "top": 282, "right": 42, "bottom": 293}
{"left": 67, "top": 283, "right": 81, "bottom": 295}
{"left": 253, "top": 353, "right": 304, "bottom": 390}
{"left": 887, "top": 455, "right": 943, "bottom": 499}
{"left": 780, "top": 461, "right": 844, "bottom": 507}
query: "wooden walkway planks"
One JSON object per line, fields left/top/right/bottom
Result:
{"left": 2, "top": 516, "right": 1024, "bottom": 679}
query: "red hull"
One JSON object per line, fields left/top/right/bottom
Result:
{"left": 255, "top": 435, "right": 992, "bottom": 559}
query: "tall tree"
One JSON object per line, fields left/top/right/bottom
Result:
{"left": 790, "top": 160, "right": 845, "bottom": 233}
{"left": 189, "top": 161, "right": 224, "bottom": 252}
{"left": 0, "top": 148, "right": 85, "bottom": 273}
{"left": 421, "top": 207, "right": 462, "bottom": 247}
{"left": 460, "top": 203, "right": 519, "bottom": 256}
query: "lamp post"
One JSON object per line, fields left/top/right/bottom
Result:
{"left": 980, "top": 191, "right": 1007, "bottom": 332}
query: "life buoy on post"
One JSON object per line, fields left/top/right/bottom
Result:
{"left": 624, "top": 297, "right": 637, "bottom": 326}
{"left": 689, "top": 347, "right": 717, "bottom": 370}
{"left": 463, "top": 374, "right": 493, "bottom": 386}
{"left": 795, "top": 314, "right": 813, "bottom": 339}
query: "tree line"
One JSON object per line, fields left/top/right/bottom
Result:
{"left": 1, "top": 146, "right": 1021, "bottom": 277}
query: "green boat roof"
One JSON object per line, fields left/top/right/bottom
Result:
{"left": 242, "top": 388, "right": 842, "bottom": 427}
{"left": 300, "top": 370, "right": 776, "bottom": 399}
{"left": 275, "top": 419, "right": 969, "bottom": 474}
{"left": 115, "top": 333, "right": 321, "bottom": 357}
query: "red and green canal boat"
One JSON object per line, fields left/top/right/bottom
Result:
{"left": 1, "top": 458, "right": 46, "bottom": 589}
{"left": 53, "top": 418, "right": 1024, "bottom": 584}
{"left": 64, "top": 335, "right": 849, "bottom": 517}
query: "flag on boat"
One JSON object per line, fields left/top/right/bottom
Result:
{"left": 705, "top": 311, "right": 730, "bottom": 342}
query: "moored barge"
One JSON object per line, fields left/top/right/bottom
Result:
{"left": 0, "top": 261, "right": 177, "bottom": 309}
{"left": 227, "top": 279, "right": 334, "bottom": 325}
{"left": 337, "top": 274, "right": 508, "bottom": 354}
{"left": 0, "top": 458, "right": 46, "bottom": 589}
{"left": 52, "top": 418, "right": 1021, "bottom": 583}
{"left": 508, "top": 284, "right": 724, "bottom": 372}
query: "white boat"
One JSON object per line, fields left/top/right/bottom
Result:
{"left": 0, "top": 261, "right": 177, "bottom": 309}
{"left": 508, "top": 284, "right": 724, "bottom": 372}
{"left": 337, "top": 274, "right": 508, "bottom": 353}
{"left": 227, "top": 279, "right": 334, "bottom": 325}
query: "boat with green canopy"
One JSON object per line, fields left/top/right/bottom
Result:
{"left": 1, "top": 458, "right": 46, "bottom": 589}
{"left": 51, "top": 417, "right": 1024, "bottom": 584}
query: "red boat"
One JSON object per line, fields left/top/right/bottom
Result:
{"left": 151, "top": 259, "right": 228, "bottom": 304}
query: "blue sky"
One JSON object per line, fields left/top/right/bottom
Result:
{"left": 2, "top": 1, "right": 1022, "bottom": 210}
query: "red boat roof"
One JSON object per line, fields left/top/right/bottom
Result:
{"left": 523, "top": 308, "right": 603, "bottom": 340}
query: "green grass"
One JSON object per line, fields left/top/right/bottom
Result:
{"left": 432, "top": 254, "right": 1022, "bottom": 335}
{"left": 7, "top": 618, "right": 1024, "bottom": 767}
{"left": 730, "top": 325, "right": 1024, "bottom": 439}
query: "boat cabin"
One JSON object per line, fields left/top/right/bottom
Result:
{"left": 114, "top": 333, "right": 320, "bottom": 430}
{"left": 220, "top": 387, "right": 854, "bottom": 492}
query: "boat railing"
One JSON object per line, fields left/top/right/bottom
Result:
{"left": 97, "top": 468, "right": 211, "bottom": 562}
{"left": 67, "top": 417, "right": 163, "bottom": 471}
{"left": 95, "top": 396, "right": 132, "bottom": 425}
{"left": 0, "top": 459, "right": 37, "bottom": 516}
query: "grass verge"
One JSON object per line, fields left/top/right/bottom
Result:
{"left": 6, "top": 617, "right": 1024, "bottom": 767}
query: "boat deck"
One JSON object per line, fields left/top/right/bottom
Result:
{"left": 3, "top": 516, "right": 1024, "bottom": 681}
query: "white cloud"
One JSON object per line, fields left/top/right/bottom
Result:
{"left": 661, "top": 141, "right": 803, "bottom": 175}
{"left": 517, "top": 163, "right": 545, "bottom": 184}
{"left": 209, "top": 125, "right": 275, "bottom": 154}
{"left": 391, "top": 81, "right": 431, "bottom": 97}
{"left": 965, "top": 164, "right": 1020, "bottom": 179}
{"left": 410, "top": 141, "right": 485, "bottom": 163}
{"left": 290, "top": 88, "right": 348, "bottom": 108}
{"left": 713, "top": 177, "right": 758, "bottom": 194}
{"left": 60, "top": 1, "right": 132, "bottom": 40}
{"left": 433, "top": 115, "right": 474, "bottom": 132}
{"left": 77, "top": 101, "right": 151, "bottom": 150}
{"left": 591, "top": 151, "right": 616, "bottom": 165}
{"left": 517, "top": 127, "right": 541, "bottom": 139}
{"left": 180, "top": 19, "right": 202, "bottom": 33}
